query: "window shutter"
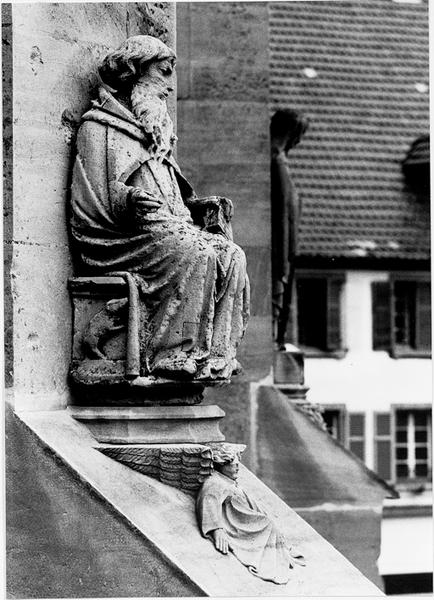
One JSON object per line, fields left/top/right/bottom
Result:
{"left": 348, "top": 413, "right": 365, "bottom": 462}
{"left": 374, "top": 413, "right": 392, "bottom": 481}
{"left": 287, "top": 279, "right": 297, "bottom": 345}
{"left": 415, "top": 282, "right": 431, "bottom": 350}
{"left": 327, "top": 278, "right": 342, "bottom": 350}
{"left": 372, "top": 281, "right": 392, "bottom": 350}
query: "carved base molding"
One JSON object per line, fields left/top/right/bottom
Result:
{"left": 70, "top": 364, "right": 205, "bottom": 406}
{"left": 275, "top": 383, "right": 310, "bottom": 400}
{"left": 69, "top": 404, "right": 225, "bottom": 444}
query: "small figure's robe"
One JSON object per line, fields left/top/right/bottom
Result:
{"left": 71, "top": 87, "right": 249, "bottom": 378}
{"left": 196, "top": 472, "right": 305, "bottom": 584}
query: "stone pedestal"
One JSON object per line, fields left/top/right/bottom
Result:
{"left": 70, "top": 371, "right": 205, "bottom": 406}
{"left": 273, "top": 345, "right": 305, "bottom": 385}
{"left": 69, "top": 405, "right": 225, "bottom": 444}
{"left": 68, "top": 275, "right": 233, "bottom": 489}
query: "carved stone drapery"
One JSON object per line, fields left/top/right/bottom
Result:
{"left": 69, "top": 36, "right": 249, "bottom": 391}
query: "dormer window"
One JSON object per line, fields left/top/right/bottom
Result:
{"left": 402, "top": 134, "right": 430, "bottom": 196}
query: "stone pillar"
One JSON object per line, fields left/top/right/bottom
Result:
{"left": 7, "top": 3, "right": 175, "bottom": 411}
{"left": 176, "top": 3, "right": 272, "bottom": 467}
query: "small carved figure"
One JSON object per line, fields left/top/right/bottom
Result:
{"left": 83, "top": 298, "right": 128, "bottom": 359}
{"left": 70, "top": 36, "right": 249, "bottom": 382}
{"left": 196, "top": 444, "right": 305, "bottom": 584}
{"left": 270, "top": 109, "right": 309, "bottom": 349}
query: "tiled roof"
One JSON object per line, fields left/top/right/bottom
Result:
{"left": 270, "top": 0, "right": 430, "bottom": 261}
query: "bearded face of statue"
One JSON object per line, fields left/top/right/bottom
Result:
{"left": 131, "top": 57, "right": 176, "bottom": 158}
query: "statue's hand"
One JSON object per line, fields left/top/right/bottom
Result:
{"left": 212, "top": 528, "right": 231, "bottom": 555}
{"left": 195, "top": 196, "right": 233, "bottom": 221}
{"left": 130, "top": 188, "right": 162, "bottom": 214}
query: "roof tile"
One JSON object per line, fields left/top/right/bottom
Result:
{"left": 270, "top": 0, "right": 430, "bottom": 260}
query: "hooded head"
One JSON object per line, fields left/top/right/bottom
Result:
{"left": 99, "top": 36, "right": 177, "bottom": 159}
{"left": 98, "top": 35, "right": 176, "bottom": 92}
{"left": 270, "top": 108, "right": 309, "bottom": 154}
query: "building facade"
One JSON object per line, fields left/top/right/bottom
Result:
{"left": 269, "top": 0, "right": 431, "bottom": 593}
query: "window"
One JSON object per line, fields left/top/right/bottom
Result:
{"left": 321, "top": 409, "right": 367, "bottom": 462}
{"left": 375, "top": 409, "right": 432, "bottom": 484}
{"left": 395, "top": 409, "right": 431, "bottom": 481}
{"left": 294, "top": 272, "right": 345, "bottom": 356}
{"left": 322, "top": 406, "right": 346, "bottom": 443}
{"left": 372, "top": 275, "right": 431, "bottom": 357}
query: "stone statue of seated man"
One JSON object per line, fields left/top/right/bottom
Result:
{"left": 196, "top": 444, "right": 306, "bottom": 584}
{"left": 70, "top": 35, "right": 250, "bottom": 382}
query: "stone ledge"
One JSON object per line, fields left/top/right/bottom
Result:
{"left": 68, "top": 405, "right": 225, "bottom": 420}
{"left": 68, "top": 404, "right": 225, "bottom": 444}
{"left": 15, "top": 407, "right": 384, "bottom": 596}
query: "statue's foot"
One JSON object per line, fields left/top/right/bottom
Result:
{"left": 151, "top": 357, "right": 197, "bottom": 378}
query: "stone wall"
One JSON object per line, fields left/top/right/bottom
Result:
{"left": 6, "top": 401, "right": 202, "bottom": 598}
{"left": 3, "top": 4, "right": 13, "bottom": 387}
{"left": 7, "top": 3, "right": 174, "bottom": 411}
{"left": 176, "top": 3, "right": 272, "bottom": 461}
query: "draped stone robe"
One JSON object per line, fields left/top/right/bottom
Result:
{"left": 71, "top": 87, "right": 249, "bottom": 379}
{"left": 196, "top": 472, "right": 305, "bottom": 584}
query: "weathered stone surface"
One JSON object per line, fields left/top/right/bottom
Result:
{"left": 70, "top": 277, "right": 129, "bottom": 362}
{"left": 70, "top": 365, "right": 206, "bottom": 406}
{"left": 10, "top": 3, "right": 173, "bottom": 410}
{"left": 69, "top": 36, "right": 250, "bottom": 385}
{"left": 176, "top": 3, "right": 272, "bottom": 383}
{"left": 177, "top": 3, "right": 269, "bottom": 102}
{"left": 3, "top": 4, "right": 13, "bottom": 388}
{"left": 69, "top": 405, "right": 226, "bottom": 444}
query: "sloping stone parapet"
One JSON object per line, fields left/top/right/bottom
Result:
{"left": 69, "top": 405, "right": 225, "bottom": 444}
{"left": 15, "top": 408, "right": 384, "bottom": 597}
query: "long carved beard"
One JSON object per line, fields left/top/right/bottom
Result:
{"left": 131, "top": 83, "right": 176, "bottom": 159}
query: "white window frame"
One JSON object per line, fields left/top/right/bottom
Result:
{"left": 391, "top": 405, "right": 432, "bottom": 485}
